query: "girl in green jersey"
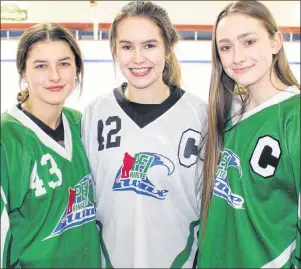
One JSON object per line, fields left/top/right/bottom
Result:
{"left": 0, "top": 23, "right": 101, "bottom": 268}
{"left": 199, "top": 1, "right": 300, "bottom": 268}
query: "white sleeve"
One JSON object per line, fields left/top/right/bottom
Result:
{"left": 81, "top": 102, "right": 93, "bottom": 155}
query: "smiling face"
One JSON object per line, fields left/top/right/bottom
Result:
{"left": 115, "top": 16, "right": 167, "bottom": 92}
{"left": 216, "top": 13, "right": 280, "bottom": 88}
{"left": 23, "top": 40, "right": 77, "bottom": 107}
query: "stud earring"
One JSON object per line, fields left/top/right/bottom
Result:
{"left": 21, "top": 79, "right": 29, "bottom": 90}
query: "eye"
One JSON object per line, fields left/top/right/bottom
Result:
{"left": 122, "top": 45, "right": 132, "bottom": 50}
{"left": 220, "top": 45, "right": 231, "bottom": 52}
{"left": 60, "top": 62, "right": 71, "bottom": 67}
{"left": 35, "top": 64, "right": 47, "bottom": 69}
{"left": 245, "top": 39, "right": 256, "bottom": 46}
{"left": 145, "top": 43, "right": 155, "bottom": 49}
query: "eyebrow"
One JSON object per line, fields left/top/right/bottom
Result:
{"left": 218, "top": 32, "right": 258, "bottom": 43}
{"left": 118, "top": 39, "right": 159, "bottom": 44}
{"left": 32, "top": 56, "right": 72, "bottom": 64}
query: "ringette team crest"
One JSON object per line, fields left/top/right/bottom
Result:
{"left": 112, "top": 152, "right": 175, "bottom": 200}
{"left": 213, "top": 149, "right": 245, "bottom": 209}
{"left": 43, "top": 174, "right": 96, "bottom": 240}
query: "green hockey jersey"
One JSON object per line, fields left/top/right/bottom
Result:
{"left": 198, "top": 86, "right": 301, "bottom": 268}
{"left": 0, "top": 105, "right": 101, "bottom": 268}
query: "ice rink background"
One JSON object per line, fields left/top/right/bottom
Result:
{"left": 1, "top": 40, "right": 300, "bottom": 113}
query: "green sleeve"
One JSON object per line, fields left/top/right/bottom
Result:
{"left": 1, "top": 145, "right": 20, "bottom": 268}
{"left": 287, "top": 101, "right": 301, "bottom": 268}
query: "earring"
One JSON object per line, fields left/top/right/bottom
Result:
{"left": 21, "top": 79, "right": 29, "bottom": 90}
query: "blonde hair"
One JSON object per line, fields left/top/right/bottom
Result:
{"left": 109, "top": 1, "right": 181, "bottom": 87}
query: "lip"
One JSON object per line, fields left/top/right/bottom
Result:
{"left": 45, "top": 85, "right": 65, "bottom": 92}
{"left": 130, "top": 67, "right": 152, "bottom": 77}
{"left": 232, "top": 64, "right": 255, "bottom": 74}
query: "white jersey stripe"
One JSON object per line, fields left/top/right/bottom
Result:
{"left": 7, "top": 106, "right": 73, "bottom": 161}
{"left": 298, "top": 193, "right": 301, "bottom": 219}
{"left": 261, "top": 240, "right": 296, "bottom": 268}
{"left": 1, "top": 187, "right": 7, "bottom": 205}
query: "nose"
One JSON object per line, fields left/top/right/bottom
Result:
{"left": 233, "top": 47, "right": 246, "bottom": 64}
{"left": 48, "top": 65, "right": 61, "bottom": 82}
{"left": 133, "top": 48, "right": 145, "bottom": 64}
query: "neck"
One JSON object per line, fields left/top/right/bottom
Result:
{"left": 246, "top": 68, "right": 289, "bottom": 111}
{"left": 22, "top": 99, "right": 63, "bottom": 129}
{"left": 124, "top": 79, "right": 170, "bottom": 104}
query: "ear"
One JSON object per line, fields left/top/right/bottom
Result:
{"left": 21, "top": 71, "right": 27, "bottom": 80}
{"left": 271, "top": 31, "right": 283, "bottom": 55}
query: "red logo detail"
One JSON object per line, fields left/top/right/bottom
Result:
{"left": 67, "top": 187, "right": 76, "bottom": 214}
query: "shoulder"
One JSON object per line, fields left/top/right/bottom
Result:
{"left": 82, "top": 91, "right": 117, "bottom": 124}
{"left": 181, "top": 90, "right": 208, "bottom": 116}
{"left": 279, "top": 87, "right": 300, "bottom": 119}
{"left": 85, "top": 91, "right": 116, "bottom": 111}
{"left": 281, "top": 89, "right": 300, "bottom": 109}
{"left": 1, "top": 111, "right": 14, "bottom": 128}
{"left": 1, "top": 110, "right": 27, "bottom": 152}
{"left": 174, "top": 88, "right": 208, "bottom": 133}
{"left": 62, "top": 107, "right": 82, "bottom": 124}
{"left": 1, "top": 109, "right": 25, "bottom": 138}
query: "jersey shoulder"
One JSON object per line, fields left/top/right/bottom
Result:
{"left": 279, "top": 90, "right": 300, "bottom": 115}
{"left": 183, "top": 90, "right": 207, "bottom": 105}
{"left": 280, "top": 93, "right": 300, "bottom": 135}
{"left": 183, "top": 90, "right": 208, "bottom": 109}
{"left": 1, "top": 110, "right": 29, "bottom": 160}
{"left": 62, "top": 107, "right": 82, "bottom": 125}
{"left": 86, "top": 91, "right": 115, "bottom": 111}
{"left": 181, "top": 90, "right": 208, "bottom": 121}
{"left": 1, "top": 110, "right": 26, "bottom": 143}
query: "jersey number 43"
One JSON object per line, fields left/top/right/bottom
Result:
{"left": 30, "top": 153, "right": 63, "bottom": 196}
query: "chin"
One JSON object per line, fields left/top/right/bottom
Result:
{"left": 233, "top": 78, "right": 257, "bottom": 88}
{"left": 130, "top": 81, "right": 155, "bottom": 90}
{"left": 44, "top": 98, "right": 66, "bottom": 106}
{"left": 44, "top": 93, "right": 70, "bottom": 105}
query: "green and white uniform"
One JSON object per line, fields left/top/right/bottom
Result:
{"left": 0, "top": 105, "right": 101, "bottom": 268}
{"left": 198, "top": 86, "right": 300, "bottom": 268}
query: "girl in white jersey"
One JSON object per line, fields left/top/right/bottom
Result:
{"left": 198, "top": 1, "right": 300, "bottom": 268}
{"left": 81, "top": 1, "right": 207, "bottom": 268}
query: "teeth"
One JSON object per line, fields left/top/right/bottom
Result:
{"left": 132, "top": 68, "right": 149, "bottom": 73}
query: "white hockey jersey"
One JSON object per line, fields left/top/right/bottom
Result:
{"left": 81, "top": 85, "right": 207, "bottom": 268}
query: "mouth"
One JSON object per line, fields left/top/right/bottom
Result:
{"left": 45, "top": 85, "right": 65, "bottom": 92}
{"left": 130, "top": 67, "right": 152, "bottom": 77}
{"left": 232, "top": 64, "right": 255, "bottom": 74}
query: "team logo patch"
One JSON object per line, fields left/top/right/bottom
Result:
{"left": 112, "top": 152, "right": 175, "bottom": 200}
{"left": 213, "top": 149, "right": 245, "bottom": 209}
{"left": 43, "top": 174, "right": 96, "bottom": 240}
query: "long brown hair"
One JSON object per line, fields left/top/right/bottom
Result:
{"left": 16, "top": 23, "right": 84, "bottom": 103}
{"left": 201, "top": 0, "right": 300, "bottom": 238}
{"left": 109, "top": 1, "right": 181, "bottom": 87}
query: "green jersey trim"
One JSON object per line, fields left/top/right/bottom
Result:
{"left": 97, "top": 221, "right": 114, "bottom": 269}
{"left": 171, "top": 220, "right": 199, "bottom": 268}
